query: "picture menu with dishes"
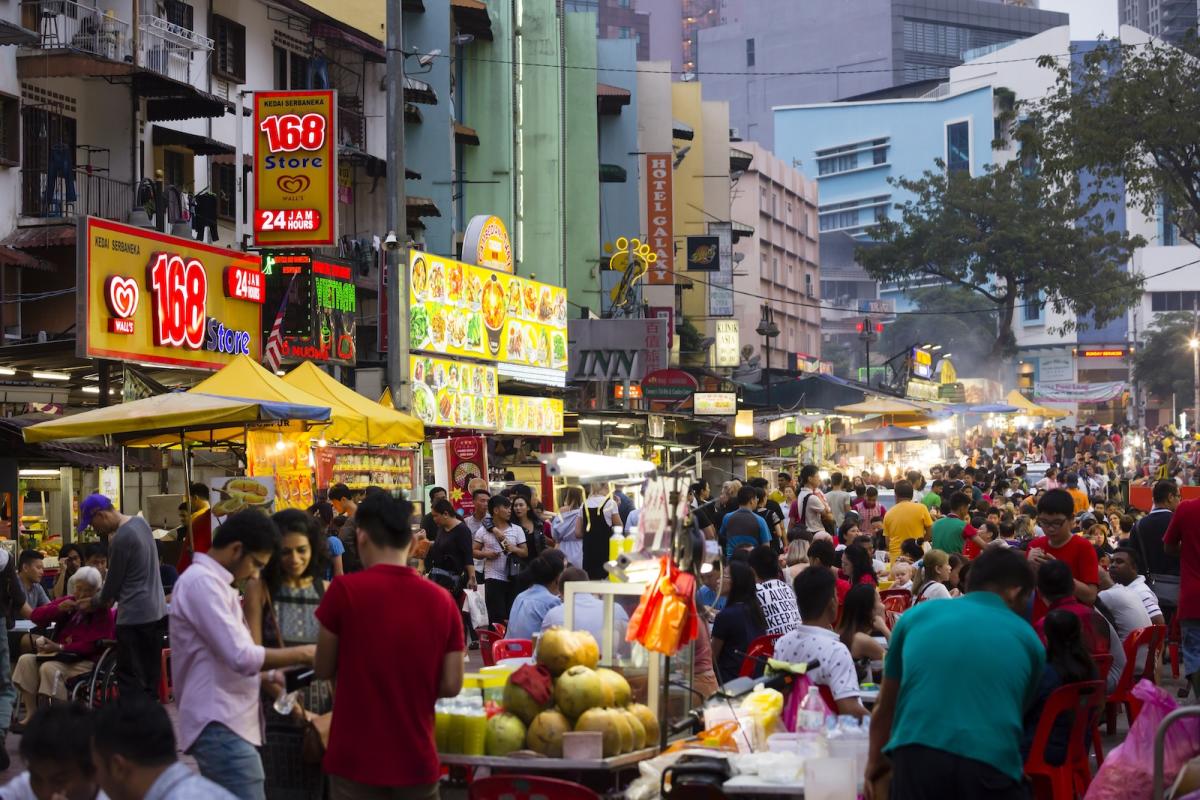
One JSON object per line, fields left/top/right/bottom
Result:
{"left": 408, "top": 250, "right": 568, "bottom": 373}
{"left": 497, "top": 396, "right": 564, "bottom": 436}
{"left": 409, "top": 355, "right": 498, "bottom": 431}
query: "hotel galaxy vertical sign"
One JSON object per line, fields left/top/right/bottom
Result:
{"left": 645, "top": 153, "right": 673, "bottom": 285}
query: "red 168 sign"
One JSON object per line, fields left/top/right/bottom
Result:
{"left": 258, "top": 113, "right": 327, "bottom": 152}
{"left": 149, "top": 253, "right": 207, "bottom": 350}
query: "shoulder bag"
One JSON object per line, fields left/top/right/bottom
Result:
{"left": 264, "top": 591, "right": 332, "bottom": 765}
{"left": 1132, "top": 518, "right": 1180, "bottom": 609}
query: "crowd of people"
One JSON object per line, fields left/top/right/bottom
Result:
{"left": 0, "top": 419, "right": 1193, "bottom": 799}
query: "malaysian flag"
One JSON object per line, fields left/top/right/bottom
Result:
{"left": 262, "top": 274, "right": 295, "bottom": 373}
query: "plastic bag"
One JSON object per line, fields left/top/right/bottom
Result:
{"left": 741, "top": 686, "right": 785, "bottom": 736}
{"left": 463, "top": 587, "right": 488, "bottom": 630}
{"left": 780, "top": 674, "right": 834, "bottom": 733}
{"left": 1085, "top": 680, "right": 1200, "bottom": 800}
{"left": 625, "top": 556, "right": 699, "bottom": 655}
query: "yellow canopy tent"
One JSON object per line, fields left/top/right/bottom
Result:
{"left": 284, "top": 362, "right": 423, "bottom": 446}
{"left": 22, "top": 392, "right": 331, "bottom": 444}
{"left": 379, "top": 388, "right": 395, "bottom": 409}
{"left": 1005, "top": 389, "right": 1070, "bottom": 420}
{"left": 189, "top": 356, "right": 364, "bottom": 443}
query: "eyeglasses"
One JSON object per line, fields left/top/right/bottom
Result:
{"left": 1036, "top": 516, "right": 1069, "bottom": 530}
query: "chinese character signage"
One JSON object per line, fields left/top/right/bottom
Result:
{"left": 77, "top": 217, "right": 262, "bottom": 370}
{"left": 408, "top": 250, "right": 568, "bottom": 380}
{"left": 645, "top": 153, "right": 673, "bottom": 285}
{"left": 253, "top": 90, "right": 337, "bottom": 247}
{"left": 694, "top": 392, "right": 737, "bottom": 416}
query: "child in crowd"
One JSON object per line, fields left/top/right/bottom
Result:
{"left": 889, "top": 560, "right": 913, "bottom": 592}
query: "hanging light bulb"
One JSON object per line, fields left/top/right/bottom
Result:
{"left": 275, "top": 433, "right": 286, "bottom": 451}
{"left": 317, "top": 435, "right": 327, "bottom": 447}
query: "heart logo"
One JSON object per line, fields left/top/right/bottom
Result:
{"left": 105, "top": 275, "right": 139, "bottom": 319}
{"left": 277, "top": 175, "right": 310, "bottom": 194}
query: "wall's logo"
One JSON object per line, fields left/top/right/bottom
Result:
{"left": 105, "top": 276, "right": 139, "bottom": 319}
{"left": 276, "top": 175, "right": 310, "bottom": 194}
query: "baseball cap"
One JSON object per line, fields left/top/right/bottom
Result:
{"left": 78, "top": 493, "right": 114, "bottom": 533}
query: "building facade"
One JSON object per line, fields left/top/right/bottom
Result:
{"left": 728, "top": 142, "right": 822, "bottom": 363}
{"left": 1120, "top": 0, "right": 1199, "bottom": 44}
{"left": 693, "top": 0, "right": 1066, "bottom": 149}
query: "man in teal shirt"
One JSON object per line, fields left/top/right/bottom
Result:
{"left": 929, "top": 491, "right": 976, "bottom": 555}
{"left": 864, "top": 548, "right": 1043, "bottom": 799}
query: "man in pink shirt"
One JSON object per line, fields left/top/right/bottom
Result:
{"left": 169, "top": 510, "right": 315, "bottom": 800}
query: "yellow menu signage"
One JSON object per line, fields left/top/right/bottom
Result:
{"left": 498, "top": 396, "right": 564, "bottom": 436}
{"left": 408, "top": 250, "right": 568, "bottom": 374}
{"left": 409, "top": 355, "right": 498, "bottom": 431}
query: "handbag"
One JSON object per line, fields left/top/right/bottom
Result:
{"left": 264, "top": 594, "right": 332, "bottom": 765}
{"left": 1132, "top": 518, "right": 1181, "bottom": 609}
{"left": 801, "top": 493, "right": 836, "bottom": 537}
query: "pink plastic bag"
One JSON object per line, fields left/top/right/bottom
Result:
{"left": 1085, "top": 680, "right": 1200, "bottom": 800}
{"left": 781, "top": 674, "right": 835, "bottom": 733}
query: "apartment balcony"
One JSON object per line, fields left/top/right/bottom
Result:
{"left": 20, "top": 166, "right": 136, "bottom": 225}
{"left": 18, "top": 2, "right": 230, "bottom": 120}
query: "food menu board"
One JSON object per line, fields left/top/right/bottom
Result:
{"left": 245, "top": 431, "right": 313, "bottom": 511}
{"left": 497, "top": 396, "right": 564, "bottom": 436}
{"left": 314, "top": 446, "right": 417, "bottom": 493}
{"left": 408, "top": 250, "right": 568, "bottom": 373}
{"left": 409, "top": 355, "right": 499, "bottom": 431}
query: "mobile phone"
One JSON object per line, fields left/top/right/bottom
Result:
{"left": 283, "top": 666, "right": 315, "bottom": 693}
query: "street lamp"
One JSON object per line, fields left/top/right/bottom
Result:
{"left": 1189, "top": 336, "right": 1199, "bottom": 430}
{"left": 757, "top": 305, "right": 781, "bottom": 407}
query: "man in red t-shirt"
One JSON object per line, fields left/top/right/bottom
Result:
{"left": 315, "top": 492, "right": 465, "bottom": 798}
{"left": 1027, "top": 489, "right": 1099, "bottom": 620}
{"left": 1166, "top": 496, "right": 1200, "bottom": 694}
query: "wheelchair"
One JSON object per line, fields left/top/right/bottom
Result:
{"left": 65, "top": 639, "right": 119, "bottom": 709}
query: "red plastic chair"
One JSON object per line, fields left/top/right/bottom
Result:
{"left": 1168, "top": 616, "right": 1182, "bottom": 680}
{"left": 493, "top": 622, "right": 507, "bottom": 636}
{"left": 1104, "top": 624, "right": 1167, "bottom": 734}
{"left": 1089, "top": 653, "right": 1113, "bottom": 768}
{"left": 737, "top": 633, "right": 781, "bottom": 678}
{"left": 469, "top": 775, "right": 599, "bottom": 800}
{"left": 476, "top": 628, "right": 502, "bottom": 667}
{"left": 880, "top": 588, "right": 913, "bottom": 612}
{"left": 492, "top": 638, "right": 535, "bottom": 663}
{"left": 1024, "top": 680, "right": 1105, "bottom": 800}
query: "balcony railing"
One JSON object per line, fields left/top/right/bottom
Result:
{"left": 138, "top": 15, "right": 211, "bottom": 84}
{"left": 21, "top": 1, "right": 132, "bottom": 63}
{"left": 338, "top": 102, "right": 366, "bottom": 152}
{"left": 20, "top": 167, "right": 136, "bottom": 223}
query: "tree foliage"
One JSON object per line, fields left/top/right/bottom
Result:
{"left": 856, "top": 160, "right": 1144, "bottom": 368}
{"left": 1134, "top": 311, "right": 1197, "bottom": 403}
{"left": 878, "top": 285, "right": 998, "bottom": 375}
{"left": 1027, "top": 34, "right": 1200, "bottom": 246}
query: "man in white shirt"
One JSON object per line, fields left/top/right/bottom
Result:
{"left": 773, "top": 565, "right": 868, "bottom": 719}
{"left": 1097, "top": 572, "right": 1153, "bottom": 644}
{"left": 1109, "top": 546, "right": 1165, "bottom": 626}
{"left": 2, "top": 705, "right": 111, "bottom": 800}
{"left": 824, "top": 472, "right": 853, "bottom": 529}
{"left": 541, "top": 567, "right": 630, "bottom": 646}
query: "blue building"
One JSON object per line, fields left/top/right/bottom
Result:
{"left": 773, "top": 84, "right": 995, "bottom": 311}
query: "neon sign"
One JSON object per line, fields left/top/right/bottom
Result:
{"left": 148, "top": 253, "right": 207, "bottom": 349}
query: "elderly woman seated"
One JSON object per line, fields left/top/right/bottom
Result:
{"left": 12, "top": 566, "right": 115, "bottom": 727}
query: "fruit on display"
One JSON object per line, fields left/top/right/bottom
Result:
{"left": 628, "top": 703, "right": 660, "bottom": 744}
{"left": 554, "top": 665, "right": 605, "bottom": 720}
{"left": 622, "top": 709, "right": 647, "bottom": 750}
{"left": 526, "top": 709, "right": 571, "bottom": 757}
{"left": 535, "top": 627, "right": 578, "bottom": 676}
{"left": 575, "top": 708, "right": 622, "bottom": 758}
{"left": 574, "top": 631, "right": 600, "bottom": 669}
{"left": 595, "top": 668, "right": 632, "bottom": 707}
{"left": 484, "top": 713, "right": 527, "bottom": 756}
{"left": 502, "top": 679, "right": 551, "bottom": 725}
{"left": 610, "top": 709, "right": 634, "bottom": 754}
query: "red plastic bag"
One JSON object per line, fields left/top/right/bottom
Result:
{"left": 625, "top": 556, "right": 699, "bottom": 655}
{"left": 1085, "top": 680, "right": 1200, "bottom": 800}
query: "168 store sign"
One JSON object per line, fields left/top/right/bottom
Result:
{"left": 79, "top": 218, "right": 264, "bottom": 370}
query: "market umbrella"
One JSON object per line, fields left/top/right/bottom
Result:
{"left": 284, "top": 362, "right": 423, "bottom": 446}
{"left": 22, "top": 392, "right": 330, "bottom": 444}
{"left": 839, "top": 426, "right": 932, "bottom": 443}
{"left": 189, "top": 355, "right": 363, "bottom": 442}
{"left": 1005, "top": 390, "right": 1070, "bottom": 419}
{"left": 835, "top": 397, "right": 932, "bottom": 415}
{"left": 948, "top": 402, "right": 1021, "bottom": 414}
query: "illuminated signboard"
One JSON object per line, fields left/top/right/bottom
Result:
{"left": 645, "top": 153, "right": 674, "bottom": 285}
{"left": 410, "top": 355, "right": 498, "bottom": 431}
{"left": 911, "top": 347, "right": 934, "bottom": 379}
{"left": 694, "top": 392, "right": 738, "bottom": 416}
{"left": 1080, "top": 348, "right": 1126, "bottom": 358}
{"left": 261, "top": 252, "right": 356, "bottom": 365}
{"left": 497, "top": 396, "right": 564, "bottom": 436}
{"left": 78, "top": 217, "right": 262, "bottom": 369}
{"left": 461, "top": 215, "right": 514, "bottom": 273}
{"left": 408, "top": 250, "right": 568, "bottom": 385}
{"left": 253, "top": 90, "right": 337, "bottom": 247}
